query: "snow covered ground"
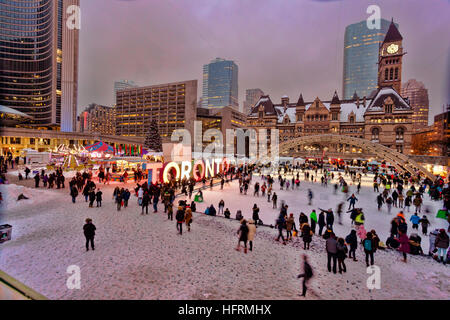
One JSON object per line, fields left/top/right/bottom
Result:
{"left": 0, "top": 171, "right": 448, "bottom": 300}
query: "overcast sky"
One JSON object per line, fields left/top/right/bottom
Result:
{"left": 78, "top": 0, "right": 449, "bottom": 123}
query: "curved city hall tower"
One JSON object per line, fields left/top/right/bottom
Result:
{"left": 0, "top": 0, "right": 79, "bottom": 131}
{"left": 377, "top": 20, "right": 404, "bottom": 93}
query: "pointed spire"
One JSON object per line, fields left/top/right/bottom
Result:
{"left": 296, "top": 93, "right": 305, "bottom": 106}
{"left": 352, "top": 91, "right": 359, "bottom": 100}
{"left": 383, "top": 19, "right": 402, "bottom": 44}
{"left": 331, "top": 90, "right": 340, "bottom": 105}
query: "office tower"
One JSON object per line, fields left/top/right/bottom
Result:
{"left": 342, "top": 19, "right": 394, "bottom": 99}
{"left": 0, "top": 0, "right": 79, "bottom": 131}
{"left": 202, "top": 58, "right": 238, "bottom": 110}
{"left": 115, "top": 80, "right": 197, "bottom": 139}
{"left": 78, "top": 104, "right": 116, "bottom": 135}
{"left": 243, "top": 89, "right": 264, "bottom": 115}
{"left": 401, "top": 79, "right": 429, "bottom": 131}
{"left": 114, "top": 80, "right": 137, "bottom": 102}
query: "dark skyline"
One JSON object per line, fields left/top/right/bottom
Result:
{"left": 78, "top": 0, "right": 449, "bottom": 122}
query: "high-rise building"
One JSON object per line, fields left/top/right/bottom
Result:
{"left": 401, "top": 79, "right": 429, "bottom": 131}
{"left": 243, "top": 89, "right": 264, "bottom": 115}
{"left": 342, "top": 19, "right": 394, "bottom": 100}
{"left": 115, "top": 80, "right": 197, "bottom": 139}
{"left": 78, "top": 104, "right": 116, "bottom": 135}
{"left": 114, "top": 80, "right": 137, "bottom": 102}
{"left": 202, "top": 58, "right": 238, "bottom": 110}
{"left": 0, "top": 0, "right": 79, "bottom": 132}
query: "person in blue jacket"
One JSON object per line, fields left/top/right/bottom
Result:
{"left": 410, "top": 212, "right": 421, "bottom": 230}
{"left": 347, "top": 194, "right": 358, "bottom": 210}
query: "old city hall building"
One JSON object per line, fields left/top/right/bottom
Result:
{"left": 246, "top": 20, "right": 414, "bottom": 156}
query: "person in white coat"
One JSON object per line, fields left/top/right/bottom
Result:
{"left": 247, "top": 219, "right": 257, "bottom": 251}
{"left": 137, "top": 186, "right": 144, "bottom": 206}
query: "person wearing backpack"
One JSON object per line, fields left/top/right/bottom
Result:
{"left": 336, "top": 238, "right": 348, "bottom": 273}
{"left": 363, "top": 232, "right": 375, "bottom": 267}
{"left": 345, "top": 229, "right": 358, "bottom": 261}
{"left": 297, "top": 254, "right": 314, "bottom": 297}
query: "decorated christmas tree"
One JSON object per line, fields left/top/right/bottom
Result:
{"left": 144, "top": 120, "right": 163, "bottom": 152}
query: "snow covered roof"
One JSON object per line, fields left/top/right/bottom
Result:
{"left": 275, "top": 106, "right": 296, "bottom": 123}
{"left": 340, "top": 102, "right": 368, "bottom": 122}
{"left": 249, "top": 95, "right": 276, "bottom": 116}
{"left": 0, "top": 105, "right": 33, "bottom": 118}
{"left": 367, "top": 87, "right": 411, "bottom": 112}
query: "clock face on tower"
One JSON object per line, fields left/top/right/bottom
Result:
{"left": 387, "top": 43, "right": 399, "bottom": 54}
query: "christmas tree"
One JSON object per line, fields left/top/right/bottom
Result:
{"left": 144, "top": 120, "right": 163, "bottom": 152}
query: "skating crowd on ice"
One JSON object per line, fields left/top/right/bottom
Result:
{"left": 1, "top": 153, "right": 449, "bottom": 298}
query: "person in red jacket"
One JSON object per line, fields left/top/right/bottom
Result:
{"left": 397, "top": 230, "right": 410, "bottom": 263}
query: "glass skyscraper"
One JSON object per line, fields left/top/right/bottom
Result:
{"left": 342, "top": 19, "right": 396, "bottom": 100}
{"left": 0, "top": 0, "right": 79, "bottom": 131}
{"left": 202, "top": 58, "right": 238, "bottom": 110}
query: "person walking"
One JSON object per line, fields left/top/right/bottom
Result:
{"left": 275, "top": 215, "right": 287, "bottom": 245}
{"left": 141, "top": 191, "right": 150, "bottom": 215}
{"left": 70, "top": 185, "right": 78, "bottom": 203}
{"left": 419, "top": 215, "right": 430, "bottom": 235}
{"left": 326, "top": 232, "right": 338, "bottom": 274}
{"left": 95, "top": 189, "right": 102, "bottom": 207}
{"left": 88, "top": 189, "right": 95, "bottom": 208}
{"left": 302, "top": 223, "right": 312, "bottom": 250}
{"left": 297, "top": 254, "right": 314, "bottom": 297}
{"left": 272, "top": 192, "right": 278, "bottom": 209}
{"left": 309, "top": 210, "right": 317, "bottom": 234}
{"left": 345, "top": 229, "right": 358, "bottom": 261}
{"left": 185, "top": 208, "right": 192, "bottom": 232}
{"left": 434, "top": 229, "right": 449, "bottom": 264}
{"left": 363, "top": 232, "right": 375, "bottom": 267}
{"left": 247, "top": 219, "right": 257, "bottom": 251}
{"left": 397, "top": 230, "right": 410, "bottom": 263}
{"left": 286, "top": 213, "right": 295, "bottom": 241}
{"left": 236, "top": 219, "right": 249, "bottom": 253}
{"left": 83, "top": 218, "right": 96, "bottom": 251}
{"left": 318, "top": 211, "right": 326, "bottom": 236}
{"left": 176, "top": 206, "right": 185, "bottom": 235}
{"left": 336, "top": 238, "right": 348, "bottom": 273}
{"left": 167, "top": 201, "right": 174, "bottom": 220}
{"left": 410, "top": 212, "right": 420, "bottom": 230}
{"left": 252, "top": 204, "right": 260, "bottom": 225}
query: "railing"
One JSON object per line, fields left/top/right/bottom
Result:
{"left": 0, "top": 270, "right": 47, "bottom": 300}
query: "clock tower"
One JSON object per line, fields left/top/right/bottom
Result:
{"left": 378, "top": 19, "right": 405, "bottom": 92}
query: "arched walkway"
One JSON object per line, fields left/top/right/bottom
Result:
{"left": 274, "top": 134, "right": 434, "bottom": 180}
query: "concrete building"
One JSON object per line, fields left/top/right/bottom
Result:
{"left": 114, "top": 80, "right": 137, "bottom": 103}
{"left": 202, "top": 58, "right": 239, "bottom": 110}
{"left": 195, "top": 106, "right": 247, "bottom": 151}
{"left": 401, "top": 79, "right": 430, "bottom": 131}
{"left": 78, "top": 104, "right": 116, "bottom": 135}
{"left": 243, "top": 89, "right": 265, "bottom": 115}
{"left": 0, "top": 0, "right": 80, "bottom": 132}
{"left": 115, "top": 80, "right": 197, "bottom": 139}
{"left": 342, "top": 19, "right": 394, "bottom": 100}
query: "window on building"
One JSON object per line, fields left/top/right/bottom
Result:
{"left": 371, "top": 128, "right": 379, "bottom": 141}
{"left": 389, "top": 68, "right": 394, "bottom": 80}
{"left": 396, "top": 127, "right": 404, "bottom": 141}
{"left": 384, "top": 69, "right": 388, "bottom": 81}
{"left": 394, "top": 67, "right": 399, "bottom": 80}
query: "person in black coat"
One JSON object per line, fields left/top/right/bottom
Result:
{"left": 142, "top": 192, "right": 150, "bottom": 215}
{"left": 88, "top": 190, "right": 96, "bottom": 208}
{"left": 345, "top": 229, "right": 358, "bottom": 261}
{"left": 83, "top": 218, "right": 96, "bottom": 251}
{"left": 318, "top": 211, "right": 326, "bottom": 236}
{"left": 176, "top": 207, "right": 185, "bottom": 235}
{"left": 34, "top": 173, "right": 40, "bottom": 188}
{"left": 297, "top": 254, "right": 314, "bottom": 297}
{"left": 95, "top": 189, "right": 102, "bottom": 207}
